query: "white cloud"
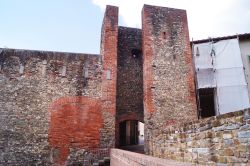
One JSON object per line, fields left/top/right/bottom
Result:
{"left": 92, "top": 0, "right": 250, "bottom": 40}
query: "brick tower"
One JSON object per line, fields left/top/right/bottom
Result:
{"left": 142, "top": 5, "right": 197, "bottom": 154}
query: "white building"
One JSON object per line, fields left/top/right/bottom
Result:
{"left": 192, "top": 34, "right": 250, "bottom": 118}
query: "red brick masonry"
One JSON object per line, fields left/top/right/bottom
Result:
{"left": 48, "top": 96, "right": 103, "bottom": 164}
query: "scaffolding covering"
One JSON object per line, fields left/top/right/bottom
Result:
{"left": 217, "top": 86, "right": 249, "bottom": 114}
{"left": 193, "top": 38, "right": 250, "bottom": 115}
{"left": 197, "top": 68, "right": 215, "bottom": 88}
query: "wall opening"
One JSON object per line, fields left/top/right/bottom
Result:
{"left": 106, "top": 69, "right": 111, "bottom": 80}
{"left": 131, "top": 49, "right": 141, "bottom": 58}
{"left": 162, "top": 32, "right": 167, "bottom": 39}
{"left": 198, "top": 88, "right": 216, "bottom": 118}
{"left": 119, "top": 120, "right": 144, "bottom": 147}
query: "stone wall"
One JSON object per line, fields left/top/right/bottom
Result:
{"left": 3, "top": 4, "right": 248, "bottom": 166}
{"left": 0, "top": 48, "right": 104, "bottom": 165}
{"left": 142, "top": 5, "right": 197, "bottom": 154}
{"left": 151, "top": 109, "right": 250, "bottom": 165}
{"left": 116, "top": 26, "right": 143, "bottom": 146}
{"left": 0, "top": 5, "right": 120, "bottom": 165}
{"left": 116, "top": 26, "right": 143, "bottom": 122}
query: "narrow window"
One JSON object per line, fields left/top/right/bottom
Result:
{"left": 131, "top": 49, "right": 141, "bottom": 58}
{"left": 61, "top": 66, "right": 66, "bottom": 77}
{"left": 163, "top": 32, "right": 167, "bottom": 39}
{"left": 19, "top": 64, "right": 24, "bottom": 74}
{"left": 107, "top": 69, "right": 111, "bottom": 80}
{"left": 42, "top": 60, "right": 47, "bottom": 65}
{"left": 42, "top": 60, "right": 47, "bottom": 77}
{"left": 83, "top": 68, "right": 88, "bottom": 78}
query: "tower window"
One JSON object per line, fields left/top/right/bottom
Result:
{"left": 163, "top": 32, "right": 167, "bottom": 39}
{"left": 107, "top": 69, "right": 111, "bottom": 80}
{"left": 83, "top": 68, "right": 88, "bottom": 78}
{"left": 131, "top": 49, "right": 141, "bottom": 58}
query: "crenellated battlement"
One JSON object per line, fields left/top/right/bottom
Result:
{"left": 0, "top": 48, "right": 101, "bottom": 80}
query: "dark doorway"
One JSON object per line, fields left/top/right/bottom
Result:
{"left": 119, "top": 120, "right": 144, "bottom": 146}
{"left": 119, "top": 121, "right": 126, "bottom": 146}
{"left": 130, "top": 121, "right": 138, "bottom": 145}
{"left": 199, "top": 88, "right": 216, "bottom": 118}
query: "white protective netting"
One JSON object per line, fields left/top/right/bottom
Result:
{"left": 217, "top": 86, "right": 249, "bottom": 114}
{"left": 194, "top": 42, "right": 213, "bottom": 69}
{"left": 196, "top": 68, "right": 215, "bottom": 88}
{"left": 216, "top": 67, "right": 247, "bottom": 87}
{"left": 193, "top": 38, "right": 250, "bottom": 114}
{"left": 214, "top": 39, "right": 243, "bottom": 69}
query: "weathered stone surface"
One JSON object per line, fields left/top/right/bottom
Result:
{"left": 224, "top": 139, "right": 234, "bottom": 146}
{"left": 193, "top": 148, "right": 209, "bottom": 154}
{"left": 116, "top": 26, "right": 143, "bottom": 146}
{"left": 0, "top": 49, "right": 103, "bottom": 165}
{"left": 240, "top": 125, "right": 250, "bottom": 130}
{"left": 223, "top": 132, "right": 233, "bottom": 139}
{"left": 222, "top": 149, "right": 234, "bottom": 156}
{"left": 116, "top": 27, "right": 143, "bottom": 121}
{"left": 100, "top": 5, "right": 119, "bottom": 149}
{"left": 238, "top": 131, "right": 250, "bottom": 138}
{"left": 244, "top": 110, "right": 250, "bottom": 120}
{"left": 0, "top": 5, "right": 119, "bottom": 165}
{"left": 1, "top": 4, "right": 250, "bottom": 166}
{"left": 142, "top": 4, "right": 197, "bottom": 154}
{"left": 151, "top": 109, "right": 250, "bottom": 165}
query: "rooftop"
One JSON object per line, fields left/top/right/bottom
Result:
{"left": 192, "top": 33, "right": 250, "bottom": 44}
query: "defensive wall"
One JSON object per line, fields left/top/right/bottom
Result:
{"left": 0, "top": 4, "right": 231, "bottom": 166}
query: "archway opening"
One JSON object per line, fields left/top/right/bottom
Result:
{"left": 119, "top": 120, "right": 144, "bottom": 153}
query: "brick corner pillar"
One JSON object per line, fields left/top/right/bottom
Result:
{"left": 100, "top": 5, "right": 119, "bottom": 148}
{"left": 142, "top": 4, "right": 197, "bottom": 154}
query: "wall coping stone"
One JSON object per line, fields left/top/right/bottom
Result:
{"left": 163, "top": 109, "right": 250, "bottom": 134}
{"left": 110, "top": 148, "right": 193, "bottom": 166}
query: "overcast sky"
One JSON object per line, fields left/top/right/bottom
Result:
{"left": 0, "top": 0, "right": 249, "bottom": 54}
